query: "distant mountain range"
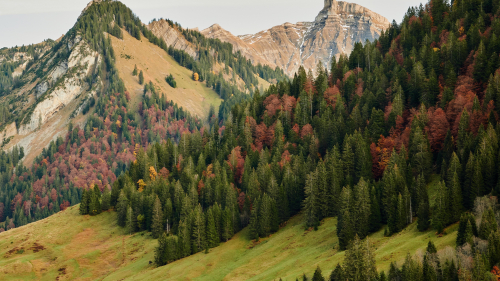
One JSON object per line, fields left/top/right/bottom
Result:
{"left": 201, "top": 0, "right": 390, "bottom": 76}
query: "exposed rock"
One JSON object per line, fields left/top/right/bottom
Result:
{"left": 49, "top": 61, "right": 68, "bottom": 83}
{"left": 201, "top": 0, "right": 390, "bottom": 76}
{"left": 19, "top": 40, "right": 98, "bottom": 135}
{"left": 35, "top": 81, "right": 48, "bottom": 98}
{"left": 148, "top": 20, "right": 198, "bottom": 60}
{"left": 1, "top": 122, "right": 17, "bottom": 141}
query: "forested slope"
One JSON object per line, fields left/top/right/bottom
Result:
{"left": 3, "top": 0, "right": 500, "bottom": 280}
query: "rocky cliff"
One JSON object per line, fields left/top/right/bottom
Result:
{"left": 201, "top": 0, "right": 390, "bottom": 76}
{"left": 148, "top": 20, "right": 198, "bottom": 59}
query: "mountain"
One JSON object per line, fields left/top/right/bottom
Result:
{"left": 201, "top": 0, "right": 390, "bottom": 76}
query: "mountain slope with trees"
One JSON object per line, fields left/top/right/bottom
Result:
{"left": 3, "top": 0, "right": 500, "bottom": 280}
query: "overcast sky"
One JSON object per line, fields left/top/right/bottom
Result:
{"left": 0, "top": 0, "right": 426, "bottom": 49}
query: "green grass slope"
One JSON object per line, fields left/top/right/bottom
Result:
{"left": 0, "top": 204, "right": 457, "bottom": 281}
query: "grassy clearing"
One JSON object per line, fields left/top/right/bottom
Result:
{"left": 110, "top": 30, "right": 222, "bottom": 120}
{"left": 0, "top": 202, "right": 457, "bottom": 281}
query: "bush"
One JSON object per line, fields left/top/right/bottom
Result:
{"left": 166, "top": 74, "right": 176, "bottom": 88}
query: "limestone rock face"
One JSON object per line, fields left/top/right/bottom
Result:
{"left": 201, "top": 1, "right": 390, "bottom": 76}
{"left": 19, "top": 40, "right": 99, "bottom": 135}
{"left": 148, "top": 20, "right": 198, "bottom": 60}
{"left": 35, "top": 82, "right": 48, "bottom": 98}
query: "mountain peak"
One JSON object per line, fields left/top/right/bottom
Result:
{"left": 324, "top": 0, "right": 338, "bottom": 12}
{"left": 80, "top": 0, "right": 113, "bottom": 17}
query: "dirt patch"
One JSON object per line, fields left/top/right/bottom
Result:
{"left": 56, "top": 267, "right": 67, "bottom": 280}
{"left": 28, "top": 242, "right": 46, "bottom": 253}
{"left": 4, "top": 246, "right": 25, "bottom": 257}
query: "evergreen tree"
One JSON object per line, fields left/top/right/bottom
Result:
{"left": 329, "top": 264, "right": 344, "bottom": 281}
{"left": 139, "top": 70, "right": 144, "bottom": 85}
{"left": 303, "top": 171, "right": 319, "bottom": 229}
{"left": 353, "top": 178, "right": 371, "bottom": 239}
{"left": 151, "top": 196, "right": 163, "bottom": 239}
{"left": 206, "top": 208, "right": 218, "bottom": 248}
{"left": 337, "top": 187, "right": 354, "bottom": 250}
{"left": 79, "top": 189, "right": 89, "bottom": 215}
{"left": 133, "top": 64, "right": 138, "bottom": 76}
{"left": 431, "top": 181, "right": 448, "bottom": 233}
{"left": 312, "top": 266, "right": 325, "bottom": 281}
{"left": 101, "top": 188, "right": 111, "bottom": 211}
{"left": 479, "top": 207, "right": 497, "bottom": 240}
{"left": 416, "top": 175, "right": 430, "bottom": 231}
{"left": 117, "top": 191, "right": 128, "bottom": 227}
{"left": 89, "top": 185, "right": 101, "bottom": 216}
{"left": 191, "top": 204, "right": 205, "bottom": 253}
{"left": 342, "top": 235, "right": 378, "bottom": 281}
{"left": 126, "top": 206, "right": 135, "bottom": 234}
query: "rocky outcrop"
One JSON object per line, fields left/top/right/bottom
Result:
{"left": 201, "top": 0, "right": 390, "bottom": 76}
{"left": 148, "top": 20, "right": 198, "bottom": 59}
{"left": 19, "top": 40, "right": 98, "bottom": 135}
{"left": 35, "top": 81, "right": 48, "bottom": 98}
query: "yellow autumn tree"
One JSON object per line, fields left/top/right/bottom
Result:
{"left": 137, "top": 179, "right": 146, "bottom": 192}
{"left": 193, "top": 72, "right": 199, "bottom": 81}
{"left": 149, "top": 166, "right": 157, "bottom": 181}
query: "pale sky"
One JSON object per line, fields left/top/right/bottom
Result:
{"left": 0, "top": 0, "right": 426, "bottom": 48}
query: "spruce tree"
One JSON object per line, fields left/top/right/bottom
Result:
{"left": 303, "top": 171, "right": 319, "bottom": 229}
{"left": 369, "top": 186, "right": 382, "bottom": 232}
{"left": 89, "top": 185, "right": 101, "bottom": 216}
{"left": 479, "top": 207, "right": 497, "bottom": 240}
{"left": 431, "top": 181, "right": 448, "bottom": 233}
{"left": 329, "top": 264, "right": 344, "bottom": 281}
{"left": 101, "top": 188, "right": 111, "bottom": 211}
{"left": 416, "top": 175, "right": 430, "bottom": 231}
{"left": 191, "top": 204, "right": 205, "bottom": 253}
{"left": 139, "top": 70, "right": 144, "bottom": 85}
{"left": 206, "top": 208, "right": 218, "bottom": 248}
{"left": 151, "top": 196, "right": 163, "bottom": 239}
{"left": 353, "top": 178, "right": 371, "bottom": 239}
{"left": 79, "top": 189, "right": 89, "bottom": 215}
{"left": 116, "top": 191, "right": 128, "bottom": 227}
{"left": 155, "top": 233, "right": 167, "bottom": 266}
{"left": 249, "top": 197, "right": 260, "bottom": 240}
{"left": 126, "top": 206, "right": 135, "bottom": 234}
{"left": 312, "top": 266, "right": 325, "bottom": 281}
{"left": 343, "top": 235, "right": 378, "bottom": 281}
{"left": 337, "top": 187, "right": 354, "bottom": 250}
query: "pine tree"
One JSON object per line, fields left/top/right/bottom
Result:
{"left": 249, "top": 197, "right": 260, "bottom": 240}
{"left": 337, "top": 187, "right": 354, "bottom": 250}
{"left": 101, "top": 188, "right": 111, "bottom": 211}
{"left": 353, "top": 178, "right": 371, "bottom": 239}
{"left": 117, "top": 191, "right": 128, "bottom": 227}
{"left": 191, "top": 204, "right": 205, "bottom": 253}
{"left": 479, "top": 207, "right": 497, "bottom": 240}
{"left": 342, "top": 235, "right": 378, "bottom": 281}
{"left": 303, "top": 171, "right": 319, "bottom": 229}
{"left": 422, "top": 253, "right": 437, "bottom": 281}
{"left": 369, "top": 186, "right": 382, "bottom": 232}
{"left": 126, "top": 206, "right": 135, "bottom": 234}
{"left": 206, "top": 208, "right": 218, "bottom": 248}
{"left": 151, "top": 196, "right": 163, "bottom": 239}
{"left": 89, "top": 185, "right": 101, "bottom": 216}
{"left": 155, "top": 233, "right": 167, "bottom": 266}
{"left": 312, "top": 266, "right": 325, "bottom": 281}
{"left": 79, "top": 189, "right": 89, "bottom": 215}
{"left": 432, "top": 181, "right": 448, "bottom": 233}
{"left": 139, "top": 70, "right": 144, "bottom": 85}
{"left": 448, "top": 172, "right": 462, "bottom": 223}
{"left": 416, "top": 175, "right": 430, "bottom": 231}
{"left": 329, "top": 264, "right": 345, "bottom": 281}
